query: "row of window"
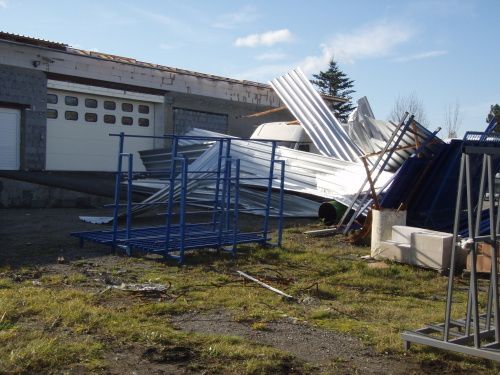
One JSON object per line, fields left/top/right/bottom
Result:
{"left": 46, "top": 109, "right": 149, "bottom": 126}
{"left": 47, "top": 94, "right": 150, "bottom": 114}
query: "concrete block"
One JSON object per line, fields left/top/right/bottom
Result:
{"left": 377, "top": 225, "right": 465, "bottom": 273}
{"left": 375, "top": 240, "right": 412, "bottom": 263}
{"left": 370, "top": 209, "right": 407, "bottom": 257}
{"left": 392, "top": 225, "right": 423, "bottom": 243}
{"left": 411, "top": 232, "right": 454, "bottom": 271}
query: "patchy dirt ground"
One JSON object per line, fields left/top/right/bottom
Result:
{"left": 173, "top": 310, "right": 421, "bottom": 374}
{"left": 1, "top": 208, "right": 498, "bottom": 374}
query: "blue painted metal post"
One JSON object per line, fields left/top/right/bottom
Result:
{"left": 178, "top": 156, "right": 188, "bottom": 263}
{"left": 262, "top": 141, "right": 277, "bottom": 244}
{"left": 212, "top": 139, "right": 224, "bottom": 230}
{"left": 125, "top": 153, "right": 133, "bottom": 255}
{"left": 277, "top": 160, "right": 286, "bottom": 247}
{"left": 225, "top": 152, "right": 233, "bottom": 231}
{"left": 164, "top": 136, "right": 179, "bottom": 254}
{"left": 232, "top": 159, "right": 241, "bottom": 255}
{"left": 224, "top": 139, "right": 232, "bottom": 232}
{"left": 218, "top": 157, "right": 231, "bottom": 249}
{"left": 112, "top": 132, "right": 125, "bottom": 249}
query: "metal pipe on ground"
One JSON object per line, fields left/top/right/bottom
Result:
{"left": 318, "top": 200, "right": 352, "bottom": 226}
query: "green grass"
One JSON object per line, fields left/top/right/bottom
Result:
{"left": 1, "top": 225, "right": 499, "bottom": 374}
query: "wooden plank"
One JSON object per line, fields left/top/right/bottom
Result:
{"left": 242, "top": 106, "right": 288, "bottom": 118}
{"left": 361, "top": 157, "right": 381, "bottom": 210}
{"left": 303, "top": 228, "right": 338, "bottom": 237}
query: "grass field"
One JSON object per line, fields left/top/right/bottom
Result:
{"left": 1, "top": 216, "right": 499, "bottom": 374}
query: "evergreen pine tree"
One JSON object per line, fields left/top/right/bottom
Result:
{"left": 310, "top": 59, "right": 355, "bottom": 122}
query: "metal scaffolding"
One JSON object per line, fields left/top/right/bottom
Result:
{"left": 72, "top": 132, "right": 285, "bottom": 263}
{"left": 401, "top": 131, "right": 500, "bottom": 361}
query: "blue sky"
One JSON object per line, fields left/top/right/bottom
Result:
{"left": 0, "top": 0, "right": 498, "bottom": 134}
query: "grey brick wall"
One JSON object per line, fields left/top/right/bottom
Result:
{"left": 0, "top": 64, "right": 47, "bottom": 170}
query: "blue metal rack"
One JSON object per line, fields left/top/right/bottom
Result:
{"left": 72, "top": 132, "right": 285, "bottom": 263}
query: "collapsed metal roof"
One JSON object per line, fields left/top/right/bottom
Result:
{"left": 128, "top": 128, "right": 392, "bottom": 220}
{"left": 270, "top": 68, "right": 362, "bottom": 162}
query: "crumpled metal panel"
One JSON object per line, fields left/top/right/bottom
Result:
{"left": 128, "top": 128, "right": 392, "bottom": 218}
{"left": 187, "top": 187, "right": 321, "bottom": 218}
{"left": 270, "top": 68, "right": 361, "bottom": 162}
{"left": 347, "top": 97, "right": 444, "bottom": 172}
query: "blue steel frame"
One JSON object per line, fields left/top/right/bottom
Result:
{"left": 72, "top": 133, "right": 286, "bottom": 263}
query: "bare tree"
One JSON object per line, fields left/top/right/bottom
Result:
{"left": 444, "top": 101, "right": 462, "bottom": 138}
{"left": 389, "top": 92, "right": 428, "bottom": 127}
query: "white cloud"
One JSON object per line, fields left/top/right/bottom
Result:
{"left": 235, "top": 29, "right": 293, "bottom": 48}
{"left": 0, "top": 0, "right": 7, "bottom": 8}
{"left": 212, "top": 5, "right": 258, "bottom": 29}
{"left": 299, "top": 21, "right": 414, "bottom": 74}
{"left": 393, "top": 50, "right": 448, "bottom": 63}
{"left": 254, "top": 52, "right": 287, "bottom": 61}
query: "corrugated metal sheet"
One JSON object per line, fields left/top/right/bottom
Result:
{"left": 347, "top": 97, "right": 444, "bottom": 171}
{"left": 139, "top": 144, "right": 211, "bottom": 173}
{"left": 129, "top": 128, "right": 392, "bottom": 218}
{"left": 270, "top": 68, "right": 361, "bottom": 162}
{"left": 186, "top": 187, "right": 320, "bottom": 218}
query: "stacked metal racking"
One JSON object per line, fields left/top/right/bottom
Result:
{"left": 72, "top": 132, "right": 285, "bottom": 263}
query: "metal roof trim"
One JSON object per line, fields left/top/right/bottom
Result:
{"left": 0, "top": 31, "right": 67, "bottom": 50}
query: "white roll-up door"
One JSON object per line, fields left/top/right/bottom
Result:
{"left": 45, "top": 82, "right": 162, "bottom": 172}
{"left": 0, "top": 108, "right": 21, "bottom": 170}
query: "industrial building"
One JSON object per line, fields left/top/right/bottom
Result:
{"left": 0, "top": 32, "right": 297, "bottom": 206}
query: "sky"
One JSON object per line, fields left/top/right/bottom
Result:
{"left": 0, "top": 0, "right": 498, "bottom": 135}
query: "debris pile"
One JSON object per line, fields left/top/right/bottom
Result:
{"left": 126, "top": 68, "right": 434, "bottom": 226}
{"left": 75, "top": 67, "right": 499, "bottom": 269}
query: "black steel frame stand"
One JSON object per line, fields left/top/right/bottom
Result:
{"left": 401, "top": 131, "right": 500, "bottom": 361}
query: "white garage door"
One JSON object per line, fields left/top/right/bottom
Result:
{"left": 46, "top": 89, "right": 157, "bottom": 171}
{"left": 0, "top": 108, "right": 20, "bottom": 170}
